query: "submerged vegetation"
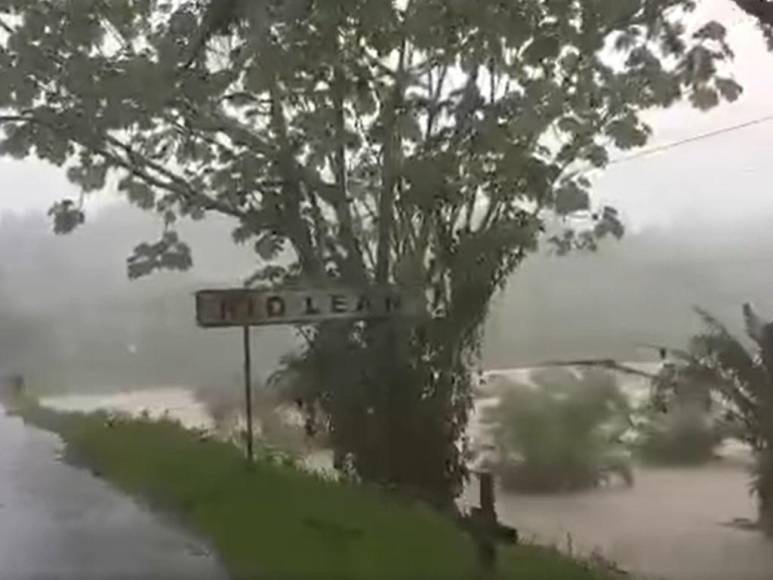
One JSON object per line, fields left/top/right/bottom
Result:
{"left": 635, "top": 367, "right": 721, "bottom": 466}
{"left": 480, "top": 369, "right": 633, "bottom": 494}
{"left": 635, "top": 405, "right": 721, "bottom": 466}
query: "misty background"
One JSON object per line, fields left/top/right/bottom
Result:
{"left": 1, "top": 199, "right": 771, "bottom": 393}
{"left": 0, "top": 206, "right": 297, "bottom": 391}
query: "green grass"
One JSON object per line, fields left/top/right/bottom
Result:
{"left": 15, "top": 400, "right": 617, "bottom": 580}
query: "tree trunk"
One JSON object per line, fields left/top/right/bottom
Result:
{"left": 295, "top": 319, "right": 471, "bottom": 508}
{"left": 759, "top": 449, "right": 773, "bottom": 536}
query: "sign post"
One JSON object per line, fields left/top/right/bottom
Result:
{"left": 242, "top": 326, "right": 254, "bottom": 462}
{"left": 196, "top": 286, "right": 413, "bottom": 461}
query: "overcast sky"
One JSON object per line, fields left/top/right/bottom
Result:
{"left": 1, "top": 0, "right": 772, "bottom": 232}
{"left": 590, "top": 0, "right": 773, "bottom": 230}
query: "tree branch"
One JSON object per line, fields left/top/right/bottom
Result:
{"left": 731, "top": 0, "right": 773, "bottom": 25}
{"left": 268, "top": 78, "right": 326, "bottom": 279}
{"left": 330, "top": 64, "right": 368, "bottom": 283}
{"left": 425, "top": 62, "right": 448, "bottom": 141}
{"left": 0, "top": 114, "right": 250, "bottom": 223}
{"left": 306, "top": 189, "right": 333, "bottom": 263}
{"left": 350, "top": 201, "right": 377, "bottom": 271}
{"left": 375, "top": 40, "right": 407, "bottom": 284}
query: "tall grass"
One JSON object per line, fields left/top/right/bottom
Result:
{"left": 15, "top": 400, "right": 618, "bottom": 580}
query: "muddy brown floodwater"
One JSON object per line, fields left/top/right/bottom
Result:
{"left": 44, "top": 386, "right": 773, "bottom": 580}
{"left": 468, "top": 366, "right": 773, "bottom": 580}
{"left": 464, "top": 461, "right": 773, "bottom": 580}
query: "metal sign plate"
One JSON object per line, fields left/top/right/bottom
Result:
{"left": 195, "top": 287, "right": 411, "bottom": 328}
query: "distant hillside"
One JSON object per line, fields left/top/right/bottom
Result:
{"left": 483, "top": 218, "right": 773, "bottom": 368}
{"left": 2, "top": 202, "right": 771, "bottom": 390}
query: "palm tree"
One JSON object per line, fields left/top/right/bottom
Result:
{"left": 659, "top": 306, "right": 773, "bottom": 535}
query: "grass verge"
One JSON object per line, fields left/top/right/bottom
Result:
{"left": 13, "top": 399, "right": 619, "bottom": 580}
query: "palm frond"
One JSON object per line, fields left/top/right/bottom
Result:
{"left": 676, "top": 306, "right": 773, "bottom": 534}
{"left": 690, "top": 308, "right": 768, "bottom": 410}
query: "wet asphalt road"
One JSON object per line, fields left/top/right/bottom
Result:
{"left": 0, "top": 409, "right": 228, "bottom": 580}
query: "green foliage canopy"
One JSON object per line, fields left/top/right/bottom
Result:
{"left": 0, "top": 0, "right": 740, "bottom": 281}
{"left": 0, "top": 0, "right": 742, "bottom": 501}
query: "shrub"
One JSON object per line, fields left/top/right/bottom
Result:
{"left": 482, "top": 368, "right": 633, "bottom": 493}
{"left": 635, "top": 389, "right": 721, "bottom": 465}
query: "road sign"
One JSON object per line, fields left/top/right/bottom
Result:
{"left": 195, "top": 285, "right": 413, "bottom": 463}
{"left": 195, "top": 287, "right": 410, "bottom": 328}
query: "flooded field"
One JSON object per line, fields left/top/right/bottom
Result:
{"left": 42, "top": 387, "right": 336, "bottom": 475}
{"left": 465, "top": 464, "right": 773, "bottom": 580}
{"left": 43, "top": 387, "right": 214, "bottom": 430}
{"left": 41, "top": 383, "right": 773, "bottom": 580}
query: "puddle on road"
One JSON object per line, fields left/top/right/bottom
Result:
{"left": 0, "top": 405, "right": 227, "bottom": 580}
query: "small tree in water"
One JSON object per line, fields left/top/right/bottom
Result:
{"left": 480, "top": 368, "right": 634, "bottom": 493}
{"left": 638, "top": 360, "right": 721, "bottom": 465}
{"left": 655, "top": 306, "right": 773, "bottom": 535}
{"left": 0, "top": 0, "right": 741, "bottom": 504}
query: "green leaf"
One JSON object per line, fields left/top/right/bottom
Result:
{"left": 67, "top": 161, "right": 109, "bottom": 192}
{"left": 245, "top": 265, "right": 287, "bottom": 287}
{"left": 594, "top": 207, "right": 625, "bottom": 240}
{"left": 127, "top": 231, "right": 192, "bottom": 279}
{"left": 554, "top": 182, "right": 590, "bottom": 215}
{"left": 0, "top": 123, "right": 34, "bottom": 159}
{"left": 48, "top": 200, "right": 85, "bottom": 234}
{"left": 606, "top": 116, "right": 650, "bottom": 150}
{"left": 232, "top": 224, "right": 255, "bottom": 244}
{"left": 584, "top": 145, "right": 609, "bottom": 168}
{"left": 694, "top": 21, "right": 726, "bottom": 42}
{"left": 557, "top": 116, "right": 583, "bottom": 136}
{"left": 524, "top": 34, "right": 560, "bottom": 64}
{"left": 254, "top": 233, "right": 284, "bottom": 261}
{"left": 119, "top": 178, "right": 156, "bottom": 210}
{"left": 689, "top": 86, "right": 719, "bottom": 110}
{"left": 686, "top": 46, "right": 718, "bottom": 83}
{"left": 714, "top": 77, "right": 742, "bottom": 102}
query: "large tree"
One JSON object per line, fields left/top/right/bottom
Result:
{"left": 0, "top": 0, "right": 740, "bottom": 504}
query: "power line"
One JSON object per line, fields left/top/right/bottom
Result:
{"left": 607, "top": 113, "right": 773, "bottom": 167}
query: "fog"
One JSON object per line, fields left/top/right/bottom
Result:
{"left": 0, "top": 205, "right": 296, "bottom": 392}
{"left": 486, "top": 215, "right": 773, "bottom": 367}
{"left": 2, "top": 200, "right": 772, "bottom": 392}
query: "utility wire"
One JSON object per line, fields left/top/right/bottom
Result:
{"left": 607, "top": 113, "right": 773, "bottom": 167}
